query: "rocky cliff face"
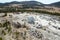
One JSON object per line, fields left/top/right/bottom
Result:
{"left": 0, "top": 12, "right": 60, "bottom": 40}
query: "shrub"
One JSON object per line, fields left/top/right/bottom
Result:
{"left": 0, "top": 23, "right": 2, "bottom": 27}
{"left": 2, "top": 30, "right": 6, "bottom": 35}
{"left": 0, "top": 37, "right": 2, "bottom": 40}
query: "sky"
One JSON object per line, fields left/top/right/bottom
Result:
{"left": 0, "top": 0, "right": 60, "bottom": 4}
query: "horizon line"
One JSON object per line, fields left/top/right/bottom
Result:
{"left": 0, "top": 0, "right": 60, "bottom": 4}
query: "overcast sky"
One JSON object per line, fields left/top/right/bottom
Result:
{"left": 0, "top": 0, "right": 60, "bottom": 4}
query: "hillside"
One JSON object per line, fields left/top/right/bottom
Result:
{"left": 0, "top": 1, "right": 44, "bottom": 7}
{"left": 0, "top": 1, "right": 60, "bottom": 15}
{"left": 49, "top": 1, "right": 60, "bottom": 7}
